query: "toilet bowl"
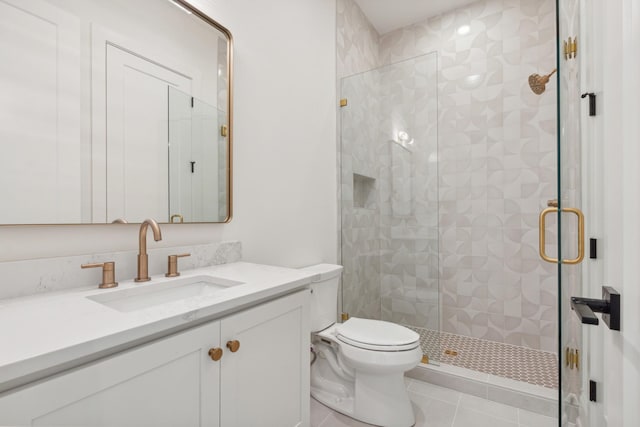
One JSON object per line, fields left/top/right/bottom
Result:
{"left": 302, "top": 264, "right": 421, "bottom": 427}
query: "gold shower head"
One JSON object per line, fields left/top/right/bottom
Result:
{"left": 528, "top": 68, "right": 557, "bottom": 95}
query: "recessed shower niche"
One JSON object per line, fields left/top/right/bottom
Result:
{"left": 353, "top": 173, "right": 376, "bottom": 210}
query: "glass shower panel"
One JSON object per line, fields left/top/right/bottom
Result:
{"left": 558, "top": 0, "right": 587, "bottom": 425}
{"left": 168, "top": 87, "right": 227, "bottom": 222}
{"left": 340, "top": 68, "right": 383, "bottom": 323}
{"left": 191, "top": 97, "right": 223, "bottom": 222}
{"left": 379, "top": 54, "right": 439, "bottom": 342}
{"left": 340, "top": 53, "right": 439, "bottom": 363}
{"left": 215, "top": 108, "right": 229, "bottom": 221}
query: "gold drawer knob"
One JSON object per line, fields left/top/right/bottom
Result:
{"left": 226, "top": 340, "right": 240, "bottom": 353}
{"left": 208, "top": 347, "right": 223, "bottom": 361}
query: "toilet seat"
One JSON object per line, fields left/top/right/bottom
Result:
{"left": 336, "top": 318, "right": 419, "bottom": 351}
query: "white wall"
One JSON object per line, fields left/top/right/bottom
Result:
{"left": 0, "top": 0, "right": 338, "bottom": 268}
{"left": 600, "top": 0, "right": 640, "bottom": 425}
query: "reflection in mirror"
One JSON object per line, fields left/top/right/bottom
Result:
{"left": 168, "top": 88, "right": 228, "bottom": 222}
{"left": 0, "top": 0, "right": 232, "bottom": 224}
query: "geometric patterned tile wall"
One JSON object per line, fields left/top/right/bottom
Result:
{"left": 338, "top": 0, "right": 383, "bottom": 321}
{"left": 379, "top": 0, "right": 558, "bottom": 353}
{"left": 337, "top": 0, "right": 381, "bottom": 78}
{"left": 338, "top": 0, "right": 559, "bottom": 354}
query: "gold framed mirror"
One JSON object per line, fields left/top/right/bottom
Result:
{"left": 0, "top": 0, "right": 233, "bottom": 224}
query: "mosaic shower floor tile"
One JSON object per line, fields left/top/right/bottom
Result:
{"left": 408, "top": 326, "right": 559, "bottom": 390}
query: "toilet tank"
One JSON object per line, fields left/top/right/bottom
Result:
{"left": 299, "top": 264, "right": 343, "bottom": 332}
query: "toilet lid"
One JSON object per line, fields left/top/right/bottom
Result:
{"left": 336, "top": 318, "right": 419, "bottom": 351}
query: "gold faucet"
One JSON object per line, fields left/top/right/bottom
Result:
{"left": 135, "top": 219, "right": 163, "bottom": 282}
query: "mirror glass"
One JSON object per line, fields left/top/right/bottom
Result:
{"left": 0, "top": 0, "right": 232, "bottom": 224}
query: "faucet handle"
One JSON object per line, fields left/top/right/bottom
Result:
{"left": 165, "top": 253, "right": 191, "bottom": 277}
{"left": 82, "top": 261, "right": 118, "bottom": 289}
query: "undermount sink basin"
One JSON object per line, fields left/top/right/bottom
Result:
{"left": 87, "top": 275, "right": 243, "bottom": 312}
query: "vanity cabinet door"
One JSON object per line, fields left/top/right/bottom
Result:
{"left": 0, "top": 321, "right": 221, "bottom": 427}
{"left": 220, "top": 289, "right": 310, "bottom": 427}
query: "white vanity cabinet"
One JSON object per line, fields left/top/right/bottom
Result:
{"left": 0, "top": 289, "right": 310, "bottom": 427}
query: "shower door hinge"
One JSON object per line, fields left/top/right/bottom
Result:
{"left": 341, "top": 312, "right": 350, "bottom": 321}
{"left": 564, "top": 37, "right": 577, "bottom": 60}
{"left": 340, "top": 98, "right": 348, "bottom": 107}
{"left": 566, "top": 347, "right": 580, "bottom": 370}
{"left": 221, "top": 125, "right": 228, "bottom": 137}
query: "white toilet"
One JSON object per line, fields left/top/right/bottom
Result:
{"left": 303, "top": 264, "right": 422, "bottom": 427}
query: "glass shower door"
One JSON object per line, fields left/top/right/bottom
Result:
{"left": 168, "top": 87, "right": 228, "bottom": 222}
{"left": 557, "top": 0, "right": 592, "bottom": 425}
{"left": 339, "top": 53, "right": 440, "bottom": 364}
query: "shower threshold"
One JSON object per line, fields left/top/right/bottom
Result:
{"left": 405, "top": 358, "right": 558, "bottom": 418}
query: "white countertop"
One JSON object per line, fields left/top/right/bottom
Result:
{"left": 0, "top": 262, "right": 314, "bottom": 392}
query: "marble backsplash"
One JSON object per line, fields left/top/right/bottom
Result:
{"left": 0, "top": 241, "right": 241, "bottom": 301}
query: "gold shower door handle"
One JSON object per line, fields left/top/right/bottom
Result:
{"left": 539, "top": 207, "right": 585, "bottom": 264}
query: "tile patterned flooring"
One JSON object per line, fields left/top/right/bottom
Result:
{"left": 310, "top": 377, "right": 558, "bottom": 427}
{"left": 409, "top": 327, "right": 559, "bottom": 389}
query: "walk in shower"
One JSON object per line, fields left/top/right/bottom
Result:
{"left": 338, "top": 0, "right": 559, "bottom": 393}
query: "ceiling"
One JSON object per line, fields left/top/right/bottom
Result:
{"left": 353, "top": 0, "right": 478, "bottom": 35}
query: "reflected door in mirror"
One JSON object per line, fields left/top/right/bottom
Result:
{"left": 0, "top": 0, "right": 82, "bottom": 224}
{"left": 169, "top": 88, "right": 227, "bottom": 223}
{"left": 105, "top": 45, "right": 191, "bottom": 223}
{"left": 0, "top": 0, "right": 232, "bottom": 224}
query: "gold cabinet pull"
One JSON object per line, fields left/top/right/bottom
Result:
{"left": 170, "top": 214, "right": 184, "bottom": 223}
{"left": 226, "top": 340, "right": 240, "bottom": 353}
{"left": 539, "top": 207, "right": 585, "bottom": 264}
{"left": 208, "top": 347, "right": 223, "bottom": 361}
